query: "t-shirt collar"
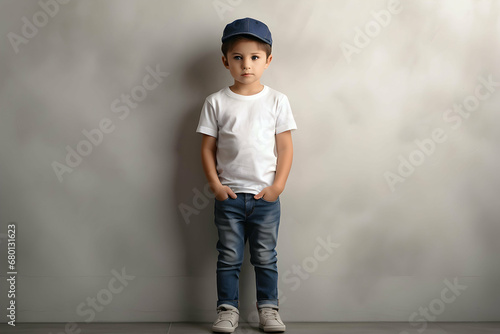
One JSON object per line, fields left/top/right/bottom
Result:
{"left": 224, "top": 85, "right": 269, "bottom": 100}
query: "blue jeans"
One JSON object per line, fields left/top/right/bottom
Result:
{"left": 214, "top": 193, "right": 281, "bottom": 309}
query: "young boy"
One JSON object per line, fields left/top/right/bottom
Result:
{"left": 196, "top": 17, "right": 297, "bottom": 333}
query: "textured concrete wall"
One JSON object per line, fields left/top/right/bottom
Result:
{"left": 1, "top": 0, "right": 499, "bottom": 324}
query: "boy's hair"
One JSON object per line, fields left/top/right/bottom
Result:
{"left": 221, "top": 34, "right": 272, "bottom": 60}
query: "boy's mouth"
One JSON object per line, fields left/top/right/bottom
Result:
{"left": 242, "top": 73, "right": 253, "bottom": 76}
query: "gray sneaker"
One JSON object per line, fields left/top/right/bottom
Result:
{"left": 212, "top": 304, "right": 239, "bottom": 333}
{"left": 258, "top": 304, "right": 286, "bottom": 332}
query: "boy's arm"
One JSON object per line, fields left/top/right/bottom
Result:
{"left": 201, "top": 134, "right": 237, "bottom": 200}
{"left": 254, "top": 130, "right": 294, "bottom": 201}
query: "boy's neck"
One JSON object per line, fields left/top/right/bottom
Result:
{"left": 229, "top": 82, "right": 264, "bottom": 96}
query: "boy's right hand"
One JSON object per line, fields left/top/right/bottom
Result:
{"left": 214, "top": 185, "right": 237, "bottom": 201}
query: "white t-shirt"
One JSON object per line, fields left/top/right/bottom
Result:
{"left": 196, "top": 85, "right": 297, "bottom": 195}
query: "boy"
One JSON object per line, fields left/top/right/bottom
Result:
{"left": 196, "top": 17, "right": 297, "bottom": 333}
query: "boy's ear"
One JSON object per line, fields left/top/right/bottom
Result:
{"left": 264, "top": 54, "right": 273, "bottom": 68}
{"left": 222, "top": 56, "right": 230, "bottom": 69}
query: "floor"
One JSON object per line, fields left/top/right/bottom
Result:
{"left": 0, "top": 322, "right": 500, "bottom": 334}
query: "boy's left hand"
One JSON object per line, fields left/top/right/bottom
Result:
{"left": 254, "top": 185, "right": 282, "bottom": 202}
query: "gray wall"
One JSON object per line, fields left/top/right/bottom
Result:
{"left": 1, "top": 0, "right": 500, "bottom": 325}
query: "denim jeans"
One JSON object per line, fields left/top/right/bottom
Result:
{"left": 214, "top": 192, "right": 281, "bottom": 309}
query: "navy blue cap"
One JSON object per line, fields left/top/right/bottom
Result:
{"left": 222, "top": 17, "right": 272, "bottom": 46}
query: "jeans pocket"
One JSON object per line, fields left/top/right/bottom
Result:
{"left": 261, "top": 196, "right": 279, "bottom": 203}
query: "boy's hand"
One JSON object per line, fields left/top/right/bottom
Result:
{"left": 254, "top": 185, "right": 283, "bottom": 202}
{"left": 214, "top": 185, "right": 237, "bottom": 201}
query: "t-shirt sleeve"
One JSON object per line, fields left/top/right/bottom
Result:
{"left": 196, "top": 98, "right": 218, "bottom": 138}
{"left": 275, "top": 95, "right": 297, "bottom": 134}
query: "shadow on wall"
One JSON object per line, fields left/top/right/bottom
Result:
{"left": 170, "top": 47, "right": 257, "bottom": 318}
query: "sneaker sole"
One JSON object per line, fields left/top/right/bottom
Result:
{"left": 212, "top": 322, "right": 238, "bottom": 333}
{"left": 259, "top": 323, "right": 286, "bottom": 332}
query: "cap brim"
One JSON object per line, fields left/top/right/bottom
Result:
{"left": 221, "top": 32, "right": 271, "bottom": 46}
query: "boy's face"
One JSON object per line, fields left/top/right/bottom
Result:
{"left": 222, "top": 39, "right": 272, "bottom": 87}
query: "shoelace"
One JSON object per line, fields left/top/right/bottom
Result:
{"left": 217, "top": 309, "right": 237, "bottom": 322}
{"left": 260, "top": 308, "right": 279, "bottom": 320}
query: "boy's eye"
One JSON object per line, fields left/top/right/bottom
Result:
{"left": 233, "top": 56, "right": 260, "bottom": 60}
